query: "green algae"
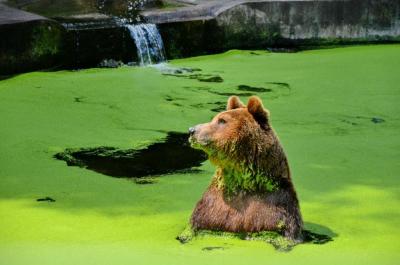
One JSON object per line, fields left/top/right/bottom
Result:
{"left": 219, "top": 167, "right": 279, "bottom": 196}
{"left": 177, "top": 224, "right": 196, "bottom": 244}
{"left": 178, "top": 226, "right": 332, "bottom": 252}
{"left": 0, "top": 45, "right": 399, "bottom": 265}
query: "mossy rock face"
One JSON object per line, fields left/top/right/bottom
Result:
{"left": 61, "top": 25, "right": 138, "bottom": 69}
{"left": 0, "top": 18, "right": 139, "bottom": 72}
{"left": 158, "top": 20, "right": 212, "bottom": 59}
{"left": 0, "top": 19, "right": 65, "bottom": 74}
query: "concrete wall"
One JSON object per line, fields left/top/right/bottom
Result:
{"left": 217, "top": 0, "right": 399, "bottom": 40}
{"left": 154, "top": 0, "right": 400, "bottom": 58}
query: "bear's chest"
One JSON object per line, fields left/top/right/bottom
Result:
{"left": 190, "top": 184, "right": 287, "bottom": 233}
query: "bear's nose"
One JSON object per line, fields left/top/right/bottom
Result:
{"left": 188, "top": 127, "right": 196, "bottom": 135}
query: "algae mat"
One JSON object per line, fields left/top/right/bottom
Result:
{"left": 0, "top": 45, "right": 399, "bottom": 265}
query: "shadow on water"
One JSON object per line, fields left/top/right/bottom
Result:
{"left": 54, "top": 132, "right": 207, "bottom": 181}
{"left": 304, "top": 222, "right": 337, "bottom": 239}
{"left": 261, "top": 222, "right": 336, "bottom": 251}
{"left": 0, "top": 74, "right": 17, "bottom": 81}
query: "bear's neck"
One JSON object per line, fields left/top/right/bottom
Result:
{"left": 213, "top": 141, "right": 291, "bottom": 194}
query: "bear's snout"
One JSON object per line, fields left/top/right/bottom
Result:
{"left": 188, "top": 127, "right": 196, "bottom": 136}
{"left": 188, "top": 124, "right": 208, "bottom": 148}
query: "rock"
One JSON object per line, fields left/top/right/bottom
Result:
{"left": 0, "top": 4, "right": 65, "bottom": 74}
{"left": 98, "top": 58, "right": 124, "bottom": 68}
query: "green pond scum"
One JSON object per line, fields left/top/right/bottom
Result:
{"left": 0, "top": 45, "right": 399, "bottom": 265}
{"left": 177, "top": 225, "right": 332, "bottom": 252}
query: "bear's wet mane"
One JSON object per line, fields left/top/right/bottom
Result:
{"left": 209, "top": 121, "right": 292, "bottom": 195}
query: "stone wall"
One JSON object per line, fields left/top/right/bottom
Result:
{"left": 0, "top": 4, "right": 65, "bottom": 74}
{"left": 152, "top": 0, "right": 400, "bottom": 58}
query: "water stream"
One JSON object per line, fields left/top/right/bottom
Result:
{"left": 125, "top": 23, "right": 166, "bottom": 65}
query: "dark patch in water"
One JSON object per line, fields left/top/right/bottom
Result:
{"left": 164, "top": 95, "right": 173, "bottom": 101}
{"left": 183, "top": 82, "right": 291, "bottom": 99}
{"left": 302, "top": 230, "right": 333, "bottom": 245}
{"left": 265, "top": 82, "right": 291, "bottom": 89}
{"left": 197, "top": 75, "right": 223, "bottom": 83}
{"left": 202, "top": 246, "right": 225, "bottom": 251}
{"left": 210, "top": 101, "right": 226, "bottom": 112}
{"left": 371, "top": 117, "right": 385, "bottom": 124}
{"left": 54, "top": 132, "right": 207, "bottom": 179}
{"left": 133, "top": 178, "right": 157, "bottom": 185}
{"left": 163, "top": 72, "right": 223, "bottom": 83}
{"left": 37, "top": 197, "right": 56, "bottom": 202}
{"left": 164, "top": 95, "right": 186, "bottom": 102}
{"left": 190, "top": 101, "right": 226, "bottom": 113}
{"left": 267, "top": 47, "right": 299, "bottom": 53}
{"left": 184, "top": 67, "right": 202, "bottom": 72}
{"left": 209, "top": 91, "right": 253, "bottom": 97}
{"left": 71, "top": 96, "right": 119, "bottom": 110}
{"left": 74, "top": 96, "right": 84, "bottom": 103}
{"left": 340, "top": 119, "right": 358, "bottom": 126}
{"left": 184, "top": 86, "right": 253, "bottom": 97}
{"left": 341, "top": 115, "right": 385, "bottom": 126}
{"left": 237, "top": 85, "right": 272, "bottom": 93}
{"left": 0, "top": 75, "right": 17, "bottom": 81}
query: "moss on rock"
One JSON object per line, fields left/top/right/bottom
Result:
{"left": 0, "top": 20, "right": 65, "bottom": 74}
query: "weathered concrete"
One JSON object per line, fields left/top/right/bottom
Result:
{"left": 6, "top": 0, "right": 163, "bottom": 18}
{"left": 143, "top": 0, "right": 263, "bottom": 23}
{"left": 0, "top": 2, "right": 45, "bottom": 24}
{"left": 143, "top": 0, "right": 400, "bottom": 58}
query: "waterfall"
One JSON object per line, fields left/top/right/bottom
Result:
{"left": 125, "top": 23, "right": 166, "bottom": 66}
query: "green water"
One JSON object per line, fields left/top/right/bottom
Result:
{"left": 0, "top": 45, "right": 399, "bottom": 265}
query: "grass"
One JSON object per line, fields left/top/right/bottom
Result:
{"left": 0, "top": 45, "right": 399, "bottom": 265}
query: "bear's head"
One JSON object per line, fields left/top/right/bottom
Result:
{"left": 189, "top": 96, "right": 271, "bottom": 167}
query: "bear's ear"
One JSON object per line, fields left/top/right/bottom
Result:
{"left": 247, "top": 96, "right": 270, "bottom": 128}
{"left": 227, "top": 96, "right": 245, "bottom": 110}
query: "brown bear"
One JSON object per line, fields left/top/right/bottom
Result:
{"left": 187, "top": 96, "right": 303, "bottom": 242}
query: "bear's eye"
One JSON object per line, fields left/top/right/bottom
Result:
{"left": 218, "top": 118, "right": 226, "bottom": 125}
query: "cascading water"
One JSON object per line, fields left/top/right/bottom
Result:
{"left": 125, "top": 23, "right": 166, "bottom": 65}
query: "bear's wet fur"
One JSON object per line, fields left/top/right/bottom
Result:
{"left": 188, "top": 96, "right": 303, "bottom": 241}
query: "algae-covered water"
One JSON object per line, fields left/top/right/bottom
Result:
{"left": 0, "top": 45, "right": 399, "bottom": 265}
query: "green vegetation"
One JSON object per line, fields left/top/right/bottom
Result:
{"left": 0, "top": 45, "right": 399, "bottom": 264}
{"left": 179, "top": 227, "right": 296, "bottom": 252}
{"left": 219, "top": 167, "right": 279, "bottom": 195}
{"left": 31, "top": 23, "right": 63, "bottom": 57}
